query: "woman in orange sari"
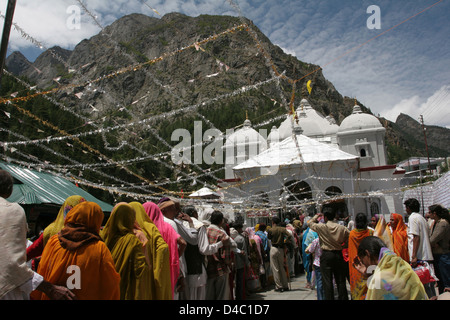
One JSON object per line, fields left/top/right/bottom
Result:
{"left": 33, "top": 201, "right": 120, "bottom": 300}
{"left": 389, "top": 213, "right": 409, "bottom": 262}
{"left": 348, "top": 213, "right": 373, "bottom": 300}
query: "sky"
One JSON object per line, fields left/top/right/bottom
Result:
{"left": 1, "top": 0, "right": 449, "bottom": 128}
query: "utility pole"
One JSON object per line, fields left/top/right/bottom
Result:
{"left": 419, "top": 115, "right": 431, "bottom": 171}
{"left": 0, "top": 0, "right": 17, "bottom": 89}
{"left": 419, "top": 114, "right": 430, "bottom": 216}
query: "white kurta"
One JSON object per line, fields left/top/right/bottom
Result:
{"left": 0, "top": 197, "right": 43, "bottom": 299}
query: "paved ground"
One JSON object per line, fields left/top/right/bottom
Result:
{"left": 246, "top": 272, "right": 319, "bottom": 301}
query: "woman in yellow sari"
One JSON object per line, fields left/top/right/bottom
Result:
{"left": 129, "top": 202, "right": 172, "bottom": 300}
{"left": 348, "top": 213, "right": 373, "bottom": 300}
{"left": 33, "top": 201, "right": 120, "bottom": 300}
{"left": 101, "top": 203, "right": 154, "bottom": 300}
{"left": 42, "top": 195, "right": 86, "bottom": 246}
{"left": 353, "top": 236, "right": 428, "bottom": 300}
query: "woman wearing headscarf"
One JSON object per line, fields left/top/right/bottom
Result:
{"left": 27, "top": 195, "right": 86, "bottom": 263}
{"left": 129, "top": 202, "right": 172, "bottom": 300}
{"left": 245, "top": 227, "right": 263, "bottom": 291}
{"left": 143, "top": 201, "right": 184, "bottom": 299}
{"left": 255, "top": 223, "right": 270, "bottom": 288}
{"left": 33, "top": 201, "right": 120, "bottom": 300}
{"left": 348, "top": 213, "right": 373, "bottom": 300}
{"left": 43, "top": 196, "right": 87, "bottom": 246}
{"left": 101, "top": 203, "right": 155, "bottom": 300}
{"left": 389, "top": 213, "right": 409, "bottom": 262}
{"left": 353, "top": 236, "right": 428, "bottom": 300}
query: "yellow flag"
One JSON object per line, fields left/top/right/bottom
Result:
{"left": 307, "top": 80, "right": 312, "bottom": 95}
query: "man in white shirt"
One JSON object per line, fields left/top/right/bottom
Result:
{"left": 0, "top": 169, "right": 74, "bottom": 300}
{"left": 404, "top": 198, "right": 435, "bottom": 298}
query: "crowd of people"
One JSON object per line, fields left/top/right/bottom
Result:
{"left": 0, "top": 167, "right": 449, "bottom": 300}
{"left": 302, "top": 199, "right": 450, "bottom": 300}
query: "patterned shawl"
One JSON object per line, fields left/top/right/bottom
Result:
{"left": 206, "top": 224, "right": 231, "bottom": 277}
{"left": 366, "top": 248, "right": 428, "bottom": 300}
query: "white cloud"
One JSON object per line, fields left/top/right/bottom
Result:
{"left": 0, "top": 0, "right": 448, "bottom": 129}
{"left": 380, "top": 85, "right": 450, "bottom": 128}
{"left": 251, "top": 1, "right": 450, "bottom": 128}
{"left": 1, "top": 1, "right": 100, "bottom": 52}
{"left": 381, "top": 95, "right": 423, "bottom": 122}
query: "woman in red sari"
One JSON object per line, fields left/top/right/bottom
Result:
{"left": 389, "top": 213, "right": 409, "bottom": 262}
{"left": 348, "top": 213, "right": 373, "bottom": 300}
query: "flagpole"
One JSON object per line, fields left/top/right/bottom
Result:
{"left": 0, "top": 0, "right": 17, "bottom": 89}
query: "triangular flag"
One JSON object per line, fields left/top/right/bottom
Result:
{"left": 307, "top": 80, "right": 312, "bottom": 95}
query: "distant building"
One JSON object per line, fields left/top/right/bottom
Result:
{"left": 397, "top": 156, "right": 446, "bottom": 186}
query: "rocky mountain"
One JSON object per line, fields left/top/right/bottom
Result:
{"left": 4, "top": 51, "right": 30, "bottom": 75}
{"left": 4, "top": 12, "right": 449, "bottom": 170}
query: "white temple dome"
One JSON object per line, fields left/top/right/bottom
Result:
{"left": 267, "top": 126, "right": 279, "bottom": 146}
{"left": 224, "top": 118, "right": 267, "bottom": 148}
{"left": 277, "top": 99, "right": 339, "bottom": 140}
{"left": 338, "top": 105, "right": 383, "bottom": 133}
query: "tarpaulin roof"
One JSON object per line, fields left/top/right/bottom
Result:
{"left": 189, "top": 187, "right": 221, "bottom": 199}
{"left": 233, "top": 133, "right": 359, "bottom": 170}
{"left": 0, "top": 161, "right": 113, "bottom": 212}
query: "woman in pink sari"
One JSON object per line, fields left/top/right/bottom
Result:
{"left": 143, "top": 202, "right": 185, "bottom": 299}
